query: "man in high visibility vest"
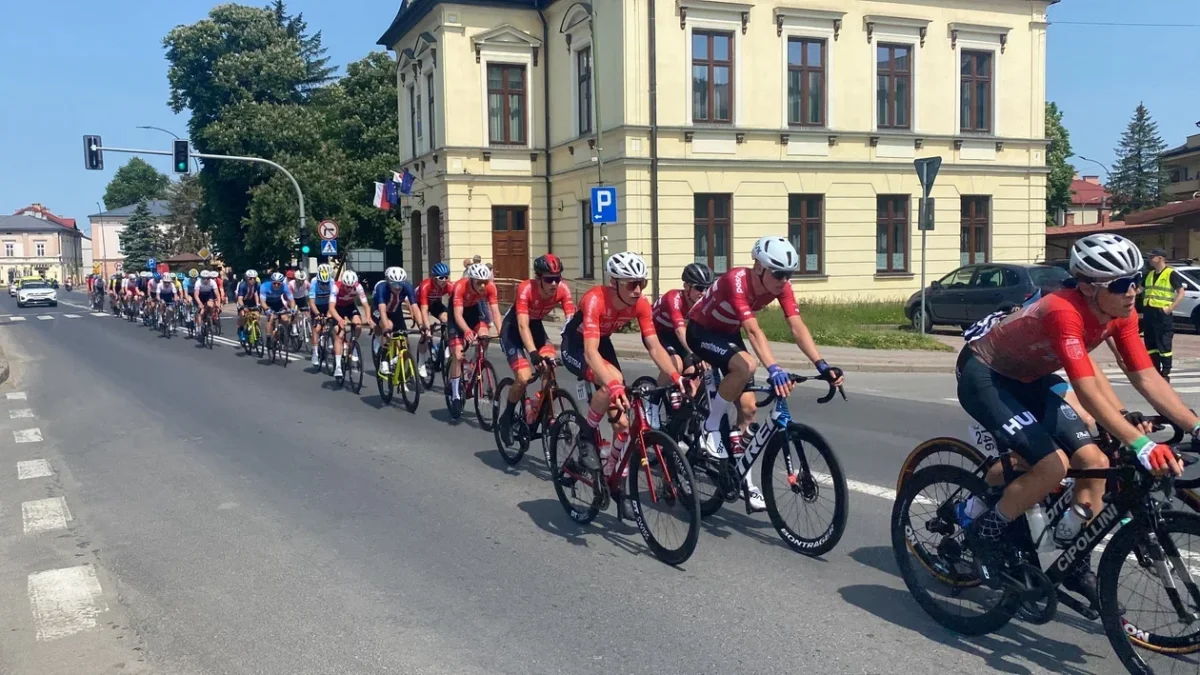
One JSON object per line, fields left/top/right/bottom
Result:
{"left": 1142, "top": 247, "right": 1185, "bottom": 380}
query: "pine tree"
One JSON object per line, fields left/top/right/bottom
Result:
{"left": 1109, "top": 103, "right": 1169, "bottom": 216}
{"left": 119, "top": 200, "right": 162, "bottom": 272}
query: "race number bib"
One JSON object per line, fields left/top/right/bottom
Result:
{"left": 968, "top": 423, "right": 997, "bottom": 455}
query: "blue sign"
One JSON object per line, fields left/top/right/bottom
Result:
{"left": 321, "top": 239, "right": 338, "bottom": 256}
{"left": 146, "top": 257, "right": 156, "bottom": 269}
{"left": 591, "top": 186, "right": 617, "bottom": 224}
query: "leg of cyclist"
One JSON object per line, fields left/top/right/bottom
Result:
{"left": 331, "top": 306, "right": 347, "bottom": 378}
{"left": 310, "top": 303, "right": 324, "bottom": 366}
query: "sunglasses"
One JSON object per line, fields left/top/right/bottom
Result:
{"left": 540, "top": 276, "right": 562, "bottom": 284}
{"left": 621, "top": 280, "right": 648, "bottom": 291}
{"left": 769, "top": 270, "right": 794, "bottom": 281}
{"left": 435, "top": 276, "right": 449, "bottom": 281}
{"left": 1091, "top": 273, "right": 1144, "bottom": 294}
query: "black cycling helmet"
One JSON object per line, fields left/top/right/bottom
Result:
{"left": 533, "top": 253, "right": 563, "bottom": 276}
{"left": 681, "top": 262, "right": 713, "bottom": 288}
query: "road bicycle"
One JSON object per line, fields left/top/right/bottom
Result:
{"left": 547, "top": 379, "right": 701, "bottom": 565}
{"left": 375, "top": 329, "right": 422, "bottom": 412}
{"left": 240, "top": 310, "right": 265, "bottom": 358}
{"left": 332, "top": 318, "right": 365, "bottom": 392}
{"left": 442, "top": 334, "right": 497, "bottom": 428}
{"left": 892, "top": 424, "right": 1200, "bottom": 674}
{"left": 266, "top": 309, "right": 294, "bottom": 366}
{"left": 197, "top": 304, "right": 216, "bottom": 350}
{"left": 419, "top": 322, "right": 448, "bottom": 390}
{"left": 159, "top": 300, "right": 179, "bottom": 338}
{"left": 289, "top": 309, "right": 312, "bottom": 353}
{"left": 317, "top": 317, "right": 337, "bottom": 375}
{"left": 492, "top": 356, "right": 579, "bottom": 467}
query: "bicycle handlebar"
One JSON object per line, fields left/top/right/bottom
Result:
{"left": 744, "top": 372, "right": 847, "bottom": 404}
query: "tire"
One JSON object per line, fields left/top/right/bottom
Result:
{"left": 319, "top": 333, "right": 334, "bottom": 376}
{"left": 474, "top": 360, "right": 498, "bottom": 432}
{"left": 761, "top": 423, "right": 848, "bottom": 556}
{"left": 419, "top": 340, "right": 438, "bottom": 389}
{"left": 348, "top": 341, "right": 364, "bottom": 394}
{"left": 549, "top": 410, "right": 602, "bottom": 525}
{"left": 1099, "top": 510, "right": 1200, "bottom": 670}
{"left": 398, "top": 352, "right": 421, "bottom": 413}
{"left": 493, "top": 377, "right": 529, "bottom": 466}
{"left": 442, "top": 364, "right": 453, "bottom": 416}
{"left": 628, "top": 430, "right": 701, "bottom": 565}
{"left": 255, "top": 331, "right": 265, "bottom": 358}
{"left": 897, "top": 437, "right": 987, "bottom": 493}
{"left": 280, "top": 325, "right": 291, "bottom": 367}
{"left": 376, "top": 345, "right": 395, "bottom": 405}
{"left": 205, "top": 323, "right": 214, "bottom": 350}
{"left": 910, "top": 304, "right": 933, "bottom": 333}
{"left": 541, "top": 389, "right": 579, "bottom": 469}
{"left": 891, "top": 465, "right": 1019, "bottom": 636}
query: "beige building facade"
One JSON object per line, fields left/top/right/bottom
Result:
{"left": 88, "top": 200, "right": 173, "bottom": 278}
{"left": 0, "top": 215, "right": 85, "bottom": 284}
{"left": 1164, "top": 133, "right": 1200, "bottom": 203}
{"left": 379, "top": 0, "right": 1055, "bottom": 300}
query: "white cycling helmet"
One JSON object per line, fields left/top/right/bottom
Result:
{"left": 269, "top": 272, "right": 285, "bottom": 283}
{"left": 165, "top": 272, "right": 175, "bottom": 280}
{"left": 751, "top": 236, "right": 800, "bottom": 272}
{"left": 1069, "top": 233, "right": 1144, "bottom": 280}
{"left": 140, "top": 271, "right": 151, "bottom": 278}
{"left": 245, "top": 269, "right": 259, "bottom": 279}
{"left": 294, "top": 270, "right": 308, "bottom": 281}
{"left": 340, "top": 270, "right": 359, "bottom": 286}
{"left": 466, "top": 263, "right": 492, "bottom": 281}
{"left": 385, "top": 266, "right": 407, "bottom": 284}
{"left": 606, "top": 251, "right": 648, "bottom": 280}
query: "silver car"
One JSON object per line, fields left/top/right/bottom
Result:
{"left": 16, "top": 280, "right": 57, "bottom": 308}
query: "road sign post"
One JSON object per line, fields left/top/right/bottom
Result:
{"left": 913, "top": 156, "right": 943, "bottom": 335}
{"left": 319, "top": 220, "right": 338, "bottom": 241}
{"left": 590, "top": 186, "right": 618, "bottom": 285}
{"left": 321, "top": 240, "right": 338, "bottom": 256}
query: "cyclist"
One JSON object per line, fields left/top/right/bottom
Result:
{"left": 308, "top": 265, "right": 335, "bottom": 366}
{"left": 108, "top": 273, "right": 122, "bottom": 308}
{"left": 123, "top": 273, "right": 140, "bottom": 309}
{"left": 146, "top": 272, "right": 161, "bottom": 321}
{"left": 447, "top": 262, "right": 502, "bottom": 418}
{"left": 497, "top": 254, "right": 575, "bottom": 445}
{"left": 194, "top": 270, "right": 222, "bottom": 327}
{"left": 416, "top": 262, "right": 452, "bottom": 378}
{"left": 259, "top": 272, "right": 295, "bottom": 343}
{"left": 235, "top": 270, "right": 261, "bottom": 342}
{"left": 687, "top": 236, "right": 844, "bottom": 512}
{"left": 156, "top": 272, "right": 180, "bottom": 326}
{"left": 289, "top": 270, "right": 310, "bottom": 342}
{"left": 560, "top": 252, "right": 683, "bottom": 520}
{"left": 328, "top": 269, "right": 375, "bottom": 380}
{"left": 181, "top": 269, "right": 198, "bottom": 326}
{"left": 371, "top": 267, "right": 419, "bottom": 376}
{"left": 652, "top": 262, "right": 713, "bottom": 396}
{"left": 958, "top": 233, "right": 1196, "bottom": 606}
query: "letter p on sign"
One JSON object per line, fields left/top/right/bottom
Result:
{"left": 591, "top": 186, "right": 617, "bottom": 225}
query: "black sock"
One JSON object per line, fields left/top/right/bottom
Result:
{"left": 504, "top": 399, "right": 517, "bottom": 417}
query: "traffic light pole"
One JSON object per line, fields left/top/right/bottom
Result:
{"left": 87, "top": 144, "right": 308, "bottom": 256}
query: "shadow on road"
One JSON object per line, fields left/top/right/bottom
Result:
{"left": 838, "top": 584, "right": 1102, "bottom": 675}
{"left": 848, "top": 545, "right": 900, "bottom": 577}
{"left": 517, "top": 498, "right": 654, "bottom": 562}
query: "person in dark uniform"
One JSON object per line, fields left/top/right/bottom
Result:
{"left": 1142, "top": 247, "right": 1186, "bottom": 381}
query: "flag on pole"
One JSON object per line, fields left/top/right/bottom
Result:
{"left": 397, "top": 169, "right": 415, "bottom": 196}
{"left": 385, "top": 179, "right": 400, "bottom": 207}
{"left": 372, "top": 182, "right": 390, "bottom": 210}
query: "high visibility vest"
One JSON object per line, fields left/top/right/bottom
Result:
{"left": 1144, "top": 267, "right": 1176, "bottom": 309}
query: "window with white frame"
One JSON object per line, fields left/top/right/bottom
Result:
{"left": 35, "top": 241, "right": 45, "bottom": 257}
{"left": 487, "top": 64, "right": 527, "bottom": 146}
{"left": 787, "top": 38, "right": 825, "bottom": 127}
{"left": 426, "top": 71, "right": 436, "bottom": 146}
{"left": 4, "top": 242, "right": 12, "bottom": 257}
{"left": 950, "top": 23, "right": 1008, "bottom": 136}
{"left": 866, "top": 16, "right": 928, "bottom": 132}
{"left": 473, "top": 24, "right": 541, "bottom": 148}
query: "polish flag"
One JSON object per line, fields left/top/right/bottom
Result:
{"left": 373, "top": 182, "right": 390, "bottom": 210}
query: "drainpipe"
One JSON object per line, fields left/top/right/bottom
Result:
{"left": 538, "top": 1, "right": 554, "bottom": 255}
{"left": 648, "top": 0, "right": 661, "bottom": 297}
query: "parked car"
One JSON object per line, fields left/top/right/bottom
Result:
{"left": 16, "top": 280, "right": 57, "bottom": 308}
{"left": 904, "top": 263, "right": 1071, "bottom": 332}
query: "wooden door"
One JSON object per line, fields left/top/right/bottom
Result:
{"left": 491, "top": 206, "right": 528, "bottom": 305}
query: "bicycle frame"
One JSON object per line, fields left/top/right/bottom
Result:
{"left": 380, "top": 332, "right": 417, "bottom": 385}
{"left": 460, "top": 336, "right": 492, "bottom": 399}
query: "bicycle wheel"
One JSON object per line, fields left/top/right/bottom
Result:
{"left": 493, "top": 377, "right": 529, "bottom": 466}
{"left": 348, "top": 341, "right": 364, "bottom": 393}
{"left": 540, "top": 388, "right": 579, "bottom": 469}
{"left": 376, "top": 345, "right": 395, "bottom": 404}
{"left": 241, "top": 324, "right": 252, "bottom": 354}
{"left": 419, "top": 341, "right": 437, "bottom": 389}
{"left": 268, "top": 329, "right": 278, "bottom": 364}
{"left": 628, "top": 430, "right": 701, "bottom": 565}
{"left": 897, "top": 438, "right": 987, "bottom": 493}
{"left": 398, "top": 351, "right": 420, "bottom": 413}
{"left": 474, "top": 360, "right": 498, "bottom": 431}
{"left": 204, "top": 321, "right": 214, "bottom": 349}
{"left": 279, "top": 324, "right": 291, "bottom": 367}
{"left": 548, "top": 410, "right": 603, "bottom": 524}
{"left": 319, "top": 332, "right": 334, "bottom": 375}
{"left": 760, "top": 422, "right": 848, "bottom": 556}
{"left": 892, "top": 465, "right": 1019, "bottom": 636}
{"left": 1100, "top": 510, "right": 1200, "bottom": 670}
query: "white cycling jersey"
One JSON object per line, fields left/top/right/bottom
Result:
{"left": 194, "top": 279, "right": 219, "bottom": 295}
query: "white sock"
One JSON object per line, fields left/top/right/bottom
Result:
{"left": 705, "top": 391, "right": 731, "bottom": 433}
{"left": 451, "top": 377, "right": 461, "bottom": 398}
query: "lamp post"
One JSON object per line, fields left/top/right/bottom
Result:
{"left": 1075, "top": 155, "right": 1113, "bottom": 221}
{"left": 135, "top": 125, "right": 201, "bottom": 172}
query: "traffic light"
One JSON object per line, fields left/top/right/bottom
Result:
{"left": 301, "top": 245, "right": 311, "bottom": 255}
{"left": 173, "top": 139, "right": 190, "bottom": 174}
{"left": 83, "top": 135, "right": 103, "bottom": 171}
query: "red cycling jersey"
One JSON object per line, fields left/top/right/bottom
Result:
{"left": 652, "top": 288, "right": 694, "bottom": 331}
{"left": 513, "top": 279, "right": 575, "bottom": 320}
{"left": 571, "top": 286, "right": 655, "bottom": 340}
{"left": 416, "top": 277, "right": 450, "bottom": 306}
{"left": 450, "top": 277, "right": 497, "bottom": 308}
{"left": 688, "top": 267, "right": 800, "bottom": 332}
{"left": 970, "top": 288, "right": 1153, "bottom": 383}
{"left": 333, "top": 281, "right": 368, "bottom": 307}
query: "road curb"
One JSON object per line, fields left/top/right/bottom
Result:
{"left": 0, "top": 342, "right": 10, "bottom": 387}
{"left": 606, "top": 345, "right": 953, "bottom": 374}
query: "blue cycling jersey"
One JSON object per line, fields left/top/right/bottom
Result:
{"left": 372, "top": 280, "right": 415, "bottom": 313}
{"left": 260, "top": 281, "right": 293, "bottom": 304}
{"left": 236, "top": 280, "right": 260, "bottom": 300}
{"left": 309, "top": 279, "right": 334, "bottom": 303}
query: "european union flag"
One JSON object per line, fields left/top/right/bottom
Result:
{"left": 400, "top": 169, "right": 415, "bottom": 196}
{"left": 385, "top": 179, "right": 400, "bottom": 207}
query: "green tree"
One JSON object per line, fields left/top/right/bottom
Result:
{"left": 118, "top": 200, "right": 162, "bottom": 271}
{"left": 1045, "top": 102, "right": 1075, "bottom": 226}
{"left": 103, "top": 157, "right": 170, "bottom": 210}
{"left": 163, "top": 175, "right": 211, "bottom": 256}
{"left": 1109, "top": 102, "right": 1169, "bottom": 216}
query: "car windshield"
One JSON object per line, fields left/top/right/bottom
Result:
{"left": 1028, "top": 266, "right": 1071, "bottom": 287}
{"left": 22, "top": 282, "right": 47, "bottom": 289}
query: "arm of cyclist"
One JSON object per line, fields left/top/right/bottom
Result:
{"left": 786, "top": 314, "right": 844, "bottom": 387}
{"left": 517, "top": 310, "right": 537, "bottom": 355}
{"left": 741, "top": 315, "right": 793, "bottom": 399}
{"left": 453, "top": 303, "right": 473, "bottom": 341}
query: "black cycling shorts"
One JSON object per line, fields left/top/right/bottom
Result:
{"left": 500, "top": 308, "right": 552, "bottom": 370}
{"left": 373, "top": 308, "right": 407, "bottom": 332}
{"left": 295, "top": 296, "right": 308, "bottom": 310}
{"left": 686, "top": 321, "right": 748, "bottom": 374}
{"left": 334, "top": 303, "right": 360, "bottom": 321}
{"left": 265, "top": 298, "right": 286, "bottom": 313}
{"left": 313, "top": 301, "right": 329, "bottom": 315}
{"left": 956, "top": 348, "right": 1092, "bottom": 465}
{"left": 655, "top": 326, "right": 687, "bottom": 357}
{"left": 198, "top": 291, "right": 216, "bottom": 304}
{"left": 425, "top": 300, "right": 448, "bottom": 319}
{"left": 560, "top": 323, "right": 621, "bottom": 384}
{"left": 447, "top": 306, "right": 482, "bottom": 347}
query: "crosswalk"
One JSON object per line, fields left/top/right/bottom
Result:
{"left": 1075, "top": 366, "right": 1200, "bottom": 395}
{"left": 0, "top": 313, "right": 84, "bottom": 322}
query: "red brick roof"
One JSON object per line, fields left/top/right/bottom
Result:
{"left": 11, "top": 204, "right": 76, "bottom": 230}
{"left": 1125, "top": 199, "right": 1200, "bottom": 225}
{"left": 1043, "top": 220, "right": 1169, "bottom": 238}
{"left": 1070, "top": 179, "right": 1110, "bottom": 207}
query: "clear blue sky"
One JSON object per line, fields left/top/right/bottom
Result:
{"left": 0, "top": 0, "right": 1196, "bottom": 234}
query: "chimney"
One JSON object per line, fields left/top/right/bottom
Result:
{"left": 1083, "top": 175, "right": 1101, "bottom": 185}
{"left": 1073, "top": 172, "right": 1081, "bottom": 181}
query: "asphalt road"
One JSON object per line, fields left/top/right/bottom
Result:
{"left": 0, "top": 291, "right": 1148, "bottom": 674}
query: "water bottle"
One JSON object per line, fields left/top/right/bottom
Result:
{"left": 1054, "top": 503, "right": 1093, "bottom": 547}
{"left": 668, "top": 389, "right": 682, "bottom": 411}
{"left": 728, "top": 428, "right": 743, "bottom": 459}
{"left": 525, "top": 391, "right": 541, "bottom": 425}
{"left": 646, "top": 401, "right": 662, "bottom": 429}
{"left": 955, "top": 496, "right": 988, "bottom": 528}
{"left": 1026, "top": 504, "right": 1056, "bottom": 552}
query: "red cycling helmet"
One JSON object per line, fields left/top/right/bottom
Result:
{"left": 533, "top": 253, "right": 563, "bottom": 276}
{"left": 285, "top": 269, "right": 295, "bottom": 280}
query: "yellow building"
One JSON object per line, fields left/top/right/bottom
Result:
{"left": 378, "top": 0, "right": 1055, "bottom": 300}
{"left": 1164, "top": 133, "right": 1200, "bottom": 203}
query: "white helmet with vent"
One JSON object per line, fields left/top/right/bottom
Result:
{"left": 751, "top": 236, "right": 800, "bottom": 272}
{"left": 385, "top": 266, "right": 407, "bottom": 284}
{"left": 606, "top": 252, "right": 648, "bottom": 280}
{"left": 340, "top": 270, "right": 359, "bottom": 286}
{"left": 1069, "top": 234, "right": 1143, "bottom": 280}
{"left": 466, "top": 263, "right": 492, "bottom": 281}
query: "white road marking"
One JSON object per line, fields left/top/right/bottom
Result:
{"left": 9, "top": 316, "right": 25, "bottom": 322}
{"left": 211, "top": 334, "right": 302, "bottom": 362}
{"left": 63, "top": 314, "right": 80, "bottom": 319}
{"left": 6, "top": 391, "right": 27, "bottom": 400}
{"left": 17, "top": 459, "right": 52, "bottom": 480}
{"left": 813, "top": 471, "right": 933, "bottom": 505}
{"left": 90, "top": 312, "right": 108, "bottom": 317}
{"left": 36, "top": 315, "right": 53, "bottom": 321}
{"left": 27, "top": 565, "right": 106, "bottom": 641}
{"left": 1176, "top": 387, "right": 1200, "bottom": 394}
{"left": 9, "top": 408, "right": 33, "bottom": 418}
{"left": 14, "top": 428, "right": 42, "bottom": 443}
{"left": 21, "top": 497, "right": 71, "bottom": 534}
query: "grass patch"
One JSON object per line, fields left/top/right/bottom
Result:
{"left": 758, "top": 300, "right": 954, "bottom": 351}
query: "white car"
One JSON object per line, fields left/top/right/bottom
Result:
{"left": 1167, "top": 266, "right": 1200, "bottom": 332}
{"left": 16, "top": 280, "right": 57, "bottom": 308}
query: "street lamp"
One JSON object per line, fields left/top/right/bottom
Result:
{"left": 135, "top": 125, "right": 201, "bottom": 172}
{"left": 1076, "top": 155, "right": 1111, "bottom": 182}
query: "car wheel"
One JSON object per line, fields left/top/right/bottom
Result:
{"left": 16, "top": 301, "right": 23, "bottom": 308}
{"left": 50, "top": 302, "right": 57, "bottom": 307}
{"left": 910, "top": 304, "right": 933, "bottom": 332}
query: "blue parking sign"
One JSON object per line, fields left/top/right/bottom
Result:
{"left": 146, "top": 257, "right": 156, "bottom": 270}
{"left": 591, "top": 186, "right": 617, "bottom": 224}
